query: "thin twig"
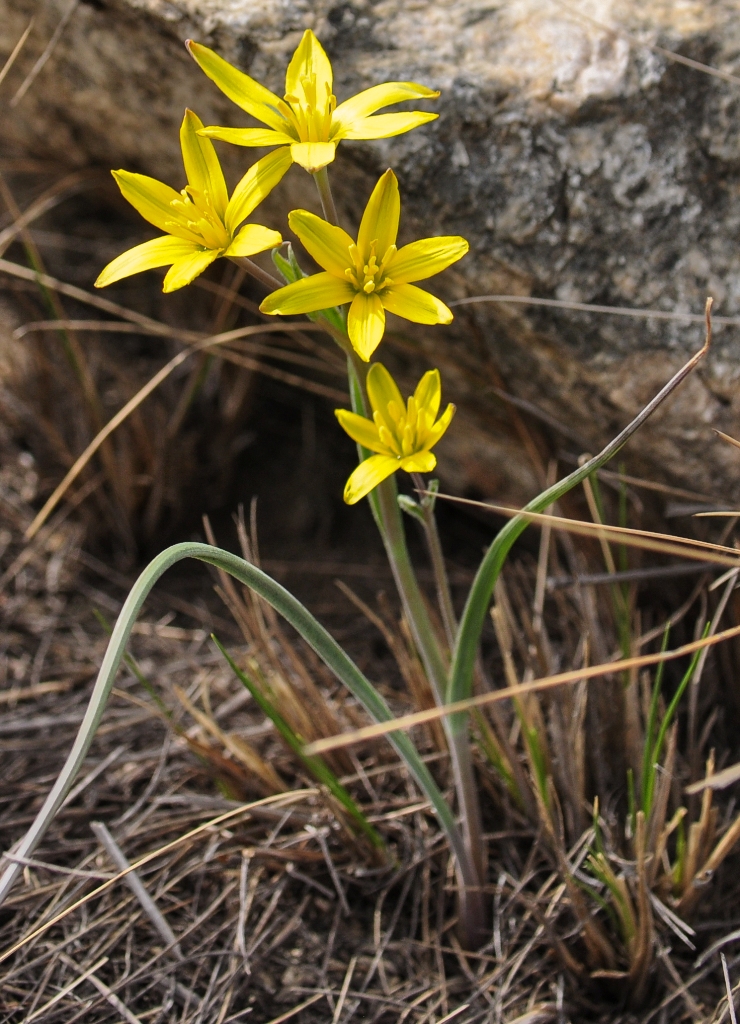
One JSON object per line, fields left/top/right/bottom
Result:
{"left": 450, "top": 293, "right": 740, "bottom": 326}
{"left": 0, "top": 790, "right": 315, "bottom": 953}
{"left": 90, "top": 821, "right": 184, "bottom": 959}
{"left": 11, "top": 0, "right": 79, "bottom": 106}
{"left": 0, "top": 18, "right": 34, "bottom": 89}
{"left": 24, "top": 322, "right": 330, "bottom": 539}
{"left": 58, "top": 953, "right": 143, "bottom": 1024}
{"left": 555, "top": 0, "right": 740, "bottom": 89}
{"left": 723, "top": 953, "right": 738, "bottom": 1024}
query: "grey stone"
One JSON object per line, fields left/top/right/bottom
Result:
{"left": 3, "top": 0, "right": 740, "bottom": 505}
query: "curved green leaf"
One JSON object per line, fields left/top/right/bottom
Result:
{"left": 0, "top": 542, "right": 469, "bottom": 906}
{"left": 448, "top": 337, "right": 710, "bottom": 713}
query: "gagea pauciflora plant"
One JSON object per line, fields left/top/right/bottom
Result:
{"left": 0, "top": 27, "right": 721, "bottom": 964}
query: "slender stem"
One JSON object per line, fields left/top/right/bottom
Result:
{"left": 317, "top": 313, "right": 356, "bottom": 361}
{"left": 229, "top": 255, "right": 283, "bottom": 291}
{"left": 376, "top": 473, "right": 447, "bottom": 700}
{"left": 374, "top": 475, "right": 486, "bottom": 938}
{"left": 312, "top": 167, "right": 339, "bottom": 225}
{"left": 345, "top": 333, "right": 487, "bottom": 943}
{"left": 412, "top": 474, "right": 457, "bottom": 649}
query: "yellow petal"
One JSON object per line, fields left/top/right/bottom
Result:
{"left": 224, "top": 223, "right": 282, "bottom": 257}
{"left": 162, "top": 248, "right": 220, "bottom": 292}
{"left": 423, "top": 403, "right": 456, "bottom": 449}
{"left": 112, "top": 170, "right": 182, "bottom": 235}
{"left": 366, "top": 363, "right": 405, "bottom": 423}
{"left": 186, "top": 41, "right": 287, "bottom": 132}
{"left": 400, "top": 451, "right": 437, "bottom": 474}
{"left": 357, "top": 170, "right": 399, "bottom": 264}
{"left": 260, "top": 272, "right": 355, "bottom": 315}
{"left": 347, "top": 291, "right": 385, "bottom": 361}
{"left": 290, "top": 141, "right": 336, "bottom": 172}
{"left": 333, "top": 82, "right": 440, "bottom": 128}
{"left": 288, "top": 210, "right": 354, "bottom": 276}
{"left": 285, "top": 29, "right": 333, "bottom": 103}
{"left": 225, "top": 148, "right": 293, "bottom": 235}
{"left": 413, "top": 368, "right": 441, "bottom": 421}
{"left": 387, "top": 236, "right": 469, "bottom": 284}
{"left": 95, "top": 236, "right": 198, "bottom": 288}
{"left": 343, "top": 454, "right": 400, "bottom": 505}
{"left": 199, "top": 126, "right": 295, "bottom": 147}
{"left": 382, "top": 283, "right": 453, "bottom": 325}
{"left": 335, "top": 409, "right": 387, "bottom": 454}
{"left": 180, "top": 110, "right": 228, "bottom": 218}
{"left": 338, "top": 111, "right": 437, "bottom": 141}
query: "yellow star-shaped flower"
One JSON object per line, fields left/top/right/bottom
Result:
{"left": 259, "top": 169, "right": 468, "bottom": 360}
{"left": 336, "top": 363, "right": 455, "bottom": 504}
{"left": 187, "top": 29, "right": 440, "bottom": 173}
{"left": 95, "top": 110, "right": 288, "bottom": 293}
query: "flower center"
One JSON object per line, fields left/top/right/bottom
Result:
{"left": 345, "top": 240, "right": 396, "bottom": 295}
{"left": 280, "top": 74, "right": 336, "bottom": 143}
{"left": 374, "top": 396, "right": 427, "bottom": 459}
{"left": 169, "top": 187, "right": 230, "bottom": 250}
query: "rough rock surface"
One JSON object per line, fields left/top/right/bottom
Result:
{"left": 4, "top": 0, "right": 740, "bottom": 504}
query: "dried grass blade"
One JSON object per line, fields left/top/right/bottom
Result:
{"left": 58, "top": 953, "right": 143, "bottom": 1024}
{"left": 24, "top": 324, "right": 322, "bottom": 539}
{"left": 11, "top": 0, "right": 79, "bottom": 106}
{"left": 0, "top": 791, "right": 313, "bottom": 961}
{"left": 0, "top": 17, "right": 34, "bottom": 87}
{"left": 305, "top": 620, "right": 740, "bottom": 754}
{"left": 24, "top": 955, "right": 108, "bottom": 1021}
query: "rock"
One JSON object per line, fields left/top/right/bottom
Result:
{"left": 3, "top": 0, "right": 740, "bottom": 506}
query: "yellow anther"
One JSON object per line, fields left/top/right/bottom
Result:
{"left": 386, "top": 400, "right": 401, "bottom": 424}
{"left": 378, "top": 425, "right": 394, "bottom": 449}
{"left": 363, "top": 281, "right": 376, "bottom": 294}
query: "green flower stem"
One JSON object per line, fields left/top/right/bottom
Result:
{"left": 323, "top": 316, "right": 487, "bottom": 942}
{"left": 374, "top": 470, "right": 486, "bottom": 938}
{"left": 229, "top": 255, "right": 283, "bottom": 291}
{"left": 423, "top": 505, "right": 457, "bottom": 647}
{"left": 411, "top": 475, "right": 457, "bottom": 649}
{"left": 312, "top": 166, "right": 339, "bottom": 226}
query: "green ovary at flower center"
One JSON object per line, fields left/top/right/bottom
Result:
{"left": 170, "top": 187, "right": 230, "bottom": 250}
{"left": 346, "top": 240, "right": 396, "bottom": 295}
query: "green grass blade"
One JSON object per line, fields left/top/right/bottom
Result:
{"left": 212, "top": 635, "right": 384, "bottom": 851}
{"left": 643, "top": 623, "right": 708, "bottom": 814}
{"left": 641, "top": 623, "right": 671, "bottom": 814}
{"left": 0, "top": 542, "right": 467, "bottom": 907}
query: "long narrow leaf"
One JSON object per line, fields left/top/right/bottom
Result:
{"left": 449, "top": 325, "right": 711, "bottom": 707}
{"left": 0, "top": 542, "right": 467, "bottom": 907}
{"left": 212, "top": 636, "right": 384, "bottom": 851}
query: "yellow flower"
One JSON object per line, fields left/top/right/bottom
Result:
{"left": 336, "top": 363, "right": 455, "bottom": 504}
{"left": 187, "top": 30, "right": 440, "bottom": 173}
{"left": 260, "top": 170, "right": 468, "bottom": 360}
{"left": 95, "top": 110, "right": 288, "bottom": 293}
